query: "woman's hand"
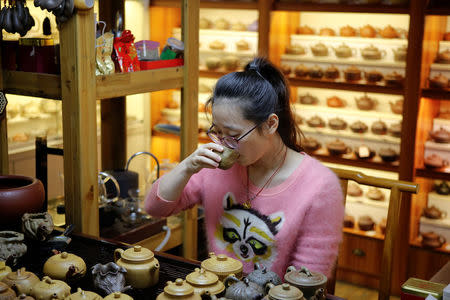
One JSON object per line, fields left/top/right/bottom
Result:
{"left": 184, "top": 143, "right": 224, "bottom": 174}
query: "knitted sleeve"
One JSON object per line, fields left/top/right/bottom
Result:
{"left": 289, "top": 170, "right": 345, "bottom": 277}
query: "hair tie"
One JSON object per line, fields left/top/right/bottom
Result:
{"left": 248, "top": 62, "right": 258, "bottom": 72}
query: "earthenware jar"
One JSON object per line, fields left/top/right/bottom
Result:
{"left": 246, "top": 263, "right": 282, "bottom": 292}
{"left": 0, "top": 282, "right": 15, "bottom": 300}
{"left": 201, "top": 252, "right": 243, "bottom": 281}
{"left": 185, "top": 268, "right": 224, "bottom": 296}
{"left": 350, "top": 121, "right": 368, "bottom": 133}
{"left": 65, "top": 289, "right": 102, "bottom": 300}
{"left": 0, "top": 263, "right": 10, "bottom": 282}
{"left": 429, "top": 127, "right": 450, "bottom": 143}
{"left": 423, "top": 206, "right": 447, "bottom": 219}
{"left": 283, "top": 266, "right": 327, "bottom": 300}
{"left": 264, "top": 283, "right": 303, "bottom": 300}
{"left": 114, "top": 245, "right": 160, "bottom": 289}
{"left": 30, "top": 277, "right": 70, "bottom": 300}
{"left": 21, "top": 212, "right": 54, "bottom": 241}
{"left": 355, "top": 94, "right": 376, "bottom": 111}
{"left": 156, "top": 278, "right": 201, "bottom": 300}
{"left": 389, "top": 99, "right": 403, "bottom": 114}
{"left": 436, "top": 181, "right": 450, "bottom": 195}
{"left": 0, "top": 232, "right": 26, "bottom": 265}
{"left": 43, "top": 252, "right": 86, "bottom": 281}
{"left": 421, "top": 232, "right": 446, "bottom": 249}
{"left": 311, "top": 43, "right": 329, "bottom": 57}
{"left": 360, "top": 24, "right": 377, "bottom": 38}
{"left": 333, "top": 43, "right": 355, "bottom": 58}
{"left": 224, "top": 276, "right": 264, "bottom": 300}
{"left": 92, "top": 262, "right": 130, "bottom": 296}
{"left": 299, "top": 93, "right": 318, "bottom": 105}
{"left": 104, "top": 292, "right": 132, "bottom": 300}
{"left": 2, "top": 268, "right": 38, "bottom": 295}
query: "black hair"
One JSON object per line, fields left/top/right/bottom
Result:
{"left": 205, "top": 57, "right": 303, "bottom": 152}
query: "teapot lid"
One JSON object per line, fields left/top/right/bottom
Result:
{"left": 36, "top": 276, "right": 70, "bottom": 290}
{"left": 0, "top": 282, "right": 11, "bottom": 293}
{"left": 201, "top": 253, "right": 243, "bottom": 276}
{"left": 6, "top": 267, "right": 33, "bottom": 280}
{"left": 164, "top": 279, "right": 194, "bottom": 296}
{"left": 67, "top": 288, "right": 102, "bottom": 300}
{"left": 0, "top": 261, "right": 10, "bottom": 272}
{"left": 186, "top": 268, "right": 219, "bottom": 286}
{"left": 284, "top": 266, "right": 327, "bottom": 287}
{"left": 104, "top": 292, "right": 133, "bottom": 300}
{"left": 121, "top": 245, "right": 154, "bottom": 262}
{"left": 268, "top": 283, "right": 303, "bottom": 300}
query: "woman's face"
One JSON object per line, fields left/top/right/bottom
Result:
{"left": 211, "top": 100, "right": 269, "bottom": 166}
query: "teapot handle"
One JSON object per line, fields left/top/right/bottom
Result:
{"left": 265, "top": 282, "right": 275, "bottom": 295}
{"left": 299, "top": 266, "right": 313, "bottom": 277}
{"left": 114, "top": 249, "right": 124, "bottom": 263}
{"left": 224, "top": 274, "right": 239, "bottom": 288}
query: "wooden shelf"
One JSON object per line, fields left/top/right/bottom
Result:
{"left": 151, "top": 0, "right": 258, "bottom": 9}
{"left": 3, "top": 71, "right": 62, "bottom": 100}
{"left": 288, "top": 77, "right": 404, "bottom": 94}
{"left": 199, "top": 69, "right": 234, "bottom": 78}
{"left": 314, "top": 153, "right": 399, "bottom": 172}
{"left": 410, "top": 238, "right": 450, "bottom": 254}
{"left": 96, "top": 67, "right": 184, "bottom": 99}
{"left": 273, "top": 2, "right": 409, "bottom": 14}
{"left": 343, "top": 227, "right": 385, "bottom": 241}
{"left": 415, "top": 168, "right": 450, "bottom": 181}
{"left": 422, "top": 88, "right": 450, "bottom": 100}
{"left": 425, "top": 7, "right": 450, "bottom": 16}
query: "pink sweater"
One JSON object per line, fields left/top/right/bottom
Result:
{"left": 145, "top": 154, "right": 344, "bottom": 278}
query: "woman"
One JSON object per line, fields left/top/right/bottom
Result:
{"left": 145, "top": 57, "right": 344, "bottom": 278}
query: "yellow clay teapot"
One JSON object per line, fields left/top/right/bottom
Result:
{"left": 65, "top": 288, "right": 102, "bottom": 300}
{"left": 185, "top": 268, "right": 225, "bottom": 296}
{"left": 2, "top": 268, "right": 39, "bottom": 295}
{"left": 0, "top": 262, "right": 11, "bottom": 281}
{"left": 104, "top": 292, "right": 133, "bottom": 300}
{"left": 156, "top": 278, "right": 201, "bottom": 300}
{"left": 30, "top": 276, "right": 70, "bottom": 300}
{"left": 201, "top": 252, "right": 243, "bottom": 281}
{"left": 43, "top": 252, "right": 86, "bottom": 281}
{"left": 114, "top": 245, "right": 159, "bottom": 289}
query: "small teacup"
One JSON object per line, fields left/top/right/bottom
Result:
{"left": 214, "top": 147, "right": 239, "bottom": 170}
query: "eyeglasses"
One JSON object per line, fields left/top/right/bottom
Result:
{"left": 207, "top": 123, "right": 260, "bottom": 149}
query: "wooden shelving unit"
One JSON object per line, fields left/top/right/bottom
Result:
{"left": 315, "top": 154, "right": 399, "bottom": 173}
{"left": 3, "top": 71, "right": 62, "bottom": 99}
{"left": 151, "top": 0, "right": 258, "bottom": 9}
{"left": 416, "top": 168, "right": 450, "bottom": 181}
{"left": 422, "top": 88, "right": 450, "bottom": 100}
{"left": 272, "top": 2, "right": 409, "bottom": 14}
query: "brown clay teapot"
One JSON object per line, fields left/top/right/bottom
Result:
{"left": 0, "top": 282, "right": 15, "bottom": 300}
{"left": 303, "top": 137, "right": 321, "bottom": 153}
{"left": 324, "top": 66, "right": 340, "bottom": 80}
{"left": 347, "top": 182, "right": 363, "bottom": 197}
{"left": 156, "top": 279, "right": 201, "bottom": 300}
{"left": 65, "top": 289, "right": 102, "bottom": 300}
{"left": 350, "top": 121, "right": 368, "bottom": 133}
{"left": 306, "top": 116, "right": 325, "bottom": 128}
{"left": 344, "top": 66, "right": 361, "bottom": 82}
{"left": 201, "top": 252, "right": 243, "bottom": 281}
{"left": 379, "top": 148, "right": 398, "bottom": 162}
{"left": 2, "top": 268, "right": 39, "bottom": 295}
{"left": 429, "top": 127, "right": 450, "bottom": 143}
{"left": 379, "top": 25, "right": 400, "bottom": 38}
{"left": 21, "top": 212, "right": 54, "bottom": 242}
{"left": 298, "top": 93, "right": 318, "bottom": 105}
{"left": 43, "top": 252, "right": 86, "bottom": 281}
{"left": 358, "top": 216, "right": 375, "bottom": 231}
{"left": 429, "top": 73, "right": 449, "bottom": 89}
{"left": 366, "top": 187, "right": 385, "bottom": 201}
{"left": 326, "top": 139, "right": 349, "bottom": 156}
{"left": 355, "top": 94, "right": 376, "bottom": 110}
{"left": 246, "top": 262, "right": 282, "bottom": 291}
{"left": 297, "top": 25, "right": 314, "bottom": 35}
{"left": 114, "top": 245, "right": 160, "bottom": 289}
{"left": 319, "top": 27, "right": 335, "bottom": 36}
{"left": 361, "top": 45, "right": 386, "bottom": 60}
{"left": 308, "top": 65, "right": 323, "bottom": 79}
{"left": 283, "top": 266, "right": 327, "bottom": 300}
{"left": 424, "top": 154, "right": 448, "bottom": 168}
{"left": 310, "top": 43, "right": 329, "bottom": 57}
{"left": 294, "top": 65, "right": 308, "bottom": 78}
{"left": 360, "top": 25, "right": 377, "bottom": 38}
{"left": 264, "top": 283, "right": 303, "bottom": 300}
{"left": 371, "top": 120, "right": 388, "bottom": 135}
{"left": 30, "top": 277, "right": 70, "bottom": 300}
{"left": 423, "top": 205, "right": 447, "bottom": 219}
{"left": 385, "top": 72, "right": 405, "bottom": 86}
{"left": 436, "top": 49, "right": 450, "bottom": 63}
{"left": 436, "top": 181, "right": 450, "bottom": 195}
{"left": 285, "top": 44, "right": 306, "bottom": 55}
{"left": 185, "top": 268, "right": 224, "bottom": 296}
{"left": 326, "top": 96, "right": 345, "bottom": 108}
{"left": 388, "top": 122, "right": 402, "bottom": 138}
{"left": 364, "top": 70, "right": 383, "bottom": 83}
{"left": 389, "top": 99, "right": 403, "bottom": 114}
{"left": 340, "top": 25, "right": 356, "bottom": 37}
{"left": 328, "top": 117, "right": 347, "bottom": 130}
{"left": 421, "top": 232, "right": 446, "bottom": 249}
{"left": 333, "top": 43, "right": 355, "bottom": 58}
{"left": 224, "top": 276, "right": 264, "bottom": 300}
{"left": 393, "top": 45, "right": 407, "bottom": 62}
{"left": 280, "top": 65, "right": 291, "bottom": 76}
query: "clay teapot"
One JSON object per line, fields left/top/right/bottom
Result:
{"left": 429, "top": 73, "right": 449, "bottom": 89}
{"left": 91, "top": 262, "right": 130, "bottom": 296}
{"left": 344, "top": 66, "right": 361, "bottom": 82}
{"left": 328, "top": 117, "right": 347, "bottom": 130}
{"left": 388, "top": 122, "right": 402, "bottom": 138}
{"left": 185, "top": 268, "right": 224, "bottom": 296}
{"left": 0, "top": 282, "right": 15, "bottom": 300}
{"left": 30, "top": 277, "right": 70, "bottom": 300}
{"left": 280, "top": 65, "right": 291, "bottom": 76}
{"left": 205, "top": 57, "right": 222, "bottom": 71}
{"left": 0, "top": 232, "right": 27, "bottom": 266}
{"left": 379, "top": 25, "right": 400, "bottom": 38}
{"left": 235, "top": 40, "right": 249, "bottom": 51}
{"left": 393, "top": 45, "right": 407, "bottom": 62}
{"left": 326, "top": 139, "right": 349, "bottom": 156}
{"left": 306, "top": 116, "right": 325, "bottom": 128}
{"left": 350, "top": 121, "right": 368, "bottom": 133}
{"left": 366, "top": 187, "right": 384, "bottom": 201}
{"left": 326, "top": 96, "right": 345, "bottom": 108}
{"left": 324, "top": 66, "right": 340, "bottom": 80}
{"left": 319, "top": 27, "right": 335, "bottom": 36}
{"left": 43, "top": 252, "right": 86, "bottom": 281}
{"left": 310, "top": 43, "right": 329, "bottom": 57}
{"left": 340, "top": 25, "right": 356, "bottom": 37}
{"left": 355, "top": 94, "right": 376, "bottom": 111}
{"left": 199, "top": 18, "right": 212, "bottom": 29}
{"left": 246, "top": 263, "right": 282, "bottom": 292}
{"left": 385, "top": 72, "right": 405, "bottom": 86}
{"left": 333, "top": 43, "right": 355, "bottom": 58}
{"left": 347, "top": 182, "right": 363, "bottom": 197}
{"left": 264, "top": 283, "right": 303, "bottom": 300}
{"left": 104, "top": 292, "right": 133, "bottom": 300}
{"left": 222, "top": 56, "right": 240, "bottom": 71}
{"left": 201, "top": 252, "right": 243, "bottom": 281}
{"left": 283, "top": 266, "right": 327, "bottom": 300}
{"left": 421, "top": 232, "right": 446, "bottom": 249}
{"left": 2, "top": 268, "right": 39, "bottom": 295}
{"left": 214, "top": 18, "right": 229, "bottom": 30}
{"left": 156, "top": 279, "right": 201, "bottom": 300}
{"left": 436, "top": 181, "right": 450, "bottom": 195}
{"left": 364, "top": 70, "right": 383, "bottom": 83}
{"left": 294, "top": 65, "right": 308, "bottom": 78}
{"left": 21, "top": 212, "right": 54, "bottom": 242}
{"left": 424, "top": 154, "right": 448, "bottom": 168}
{"left": 65, "top": 288, "right": 102, "bottom": 300}
{"left": 361, "top": 45, "right": 386, "bottom": 60}
{"left": 423, "top": 205, "right": 447, "bottom": 219}
{"left": 389, "top": 99, "right": 403, "bottom": 114}
{"left": 358, "top": 216, "right": 375, "bottom": 231}
{"left": 429, "top": 127, "right": 450, "bottom": 143}
{"left": 379, "top": 148, "right": 398, "bottom": 162}
{"left": 285, "top": 44, "right": 306, "bottom": 55}
{"left": 298, "top": 93, "right": 318, "bottom": 105}
{"left": 308, "top": 66, "right": 323, "bottom": 79}
{"left": 360, "top": 25, "right": 377, "bottom": 38}
{"left": 224, "top": 276, "right": 264, "bottom": 300}
{"left": 297, "top": 25, "right": 314, "bottom": 35}
{"left": 0, "top": 262, "right": 11, "bottom": 282}
{"left": 114, "top": 245, "right": 160, "bottom": 289}
{"left": 371, "top": 120, "right": 388, "bottom": 135}
{"left": 436, "top": 49, "right": 450, "bottom": 63}
{"left": 303, "top": 137, "right": 321, "bottom": 153}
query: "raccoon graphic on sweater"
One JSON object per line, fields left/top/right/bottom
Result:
{"left": 214, "top": 192, "right": 284, "bottom": 269}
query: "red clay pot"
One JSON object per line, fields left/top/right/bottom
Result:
{"left": 0, "top": 175, "right": 45, "bottom": 226}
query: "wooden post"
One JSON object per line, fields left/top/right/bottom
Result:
{"left": 59, "top": 8, "right": 99, "bottom": 236}
{"left": 99, "top": 0, "right": 127, "bottom": 171}
{"left": 258, "top": 0, "right": 273, "bottom": 57}
{"left": 181, "top": 0, "right": 199, "bottom": 260}
{"left": 0, "top": 35, "right": 9, "bottom": 174}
